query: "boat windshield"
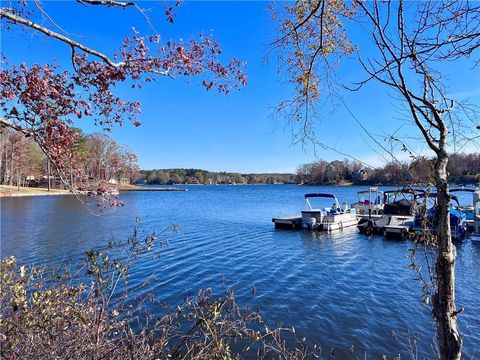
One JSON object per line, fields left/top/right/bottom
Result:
{"left": 384, "top": 191, "right": 419, "bottom": 204}
{"left": 475, "top": 191, "right": 480, "bottom": 218}
{"left": 357, "top": 188, "right": 383, "bottom": 205}
{"left": 305, "top": 193, "right": 340, "bottom": 210}
{"left": 450, "top": 188, "right": 479, "bottom": 207}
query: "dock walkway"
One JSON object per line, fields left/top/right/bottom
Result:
{"left": 272, "top": 216, "right": 303, "bottom": 229}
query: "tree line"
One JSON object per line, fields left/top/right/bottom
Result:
{"left": 139, "top": 153, "right": 479, "bottom": 187}
{"left": 138, "top": 169, "right": 297, "bottom": 185}
{"left": 0, "top": 128, "right": 139, "bottom": 189}
{"left": 296, "top": 154, "right": 480, "bottom": 186}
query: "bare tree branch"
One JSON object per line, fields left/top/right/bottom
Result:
{"left": 0, "top": 8, "right": 169, "bottom": 75}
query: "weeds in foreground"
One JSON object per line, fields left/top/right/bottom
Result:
{"left": 0, "top": 222, "right": 319, "bottom": 359}
{"left": 0, "top": 220, "right": 433, "bottom": 359}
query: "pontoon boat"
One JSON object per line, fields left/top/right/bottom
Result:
{"left": 470, "top": 189, "right": 480, "bottom": 242}
{"left": 351, "top": 187, "right": 384, "bottom": 216}
{"left": 302, "top": 193, "right": 357, "bottom": 231}
{"left": 412, "top": 193, "right": 468, "bottom": 240}
{"left": 358, "top": 189, "right": 425, "bottom": 238}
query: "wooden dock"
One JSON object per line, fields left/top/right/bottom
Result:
{"left": 272, "top": 216, "right": 303, "bottom": 230}
{"left": 384, "top": 218, "right": 414, "bottom": 239}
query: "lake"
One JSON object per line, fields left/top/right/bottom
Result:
{"left": 1, "top": 185, "right": 479, "bottom": 358}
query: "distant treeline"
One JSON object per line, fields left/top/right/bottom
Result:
{"left": 137, "top": 169, "right": 298, "bottom": 185}
{"left": 138, "top": 153, "right": 479, "bottom": 186}
{"left": 297, "top": 153, "right": 480, "bottom": 185}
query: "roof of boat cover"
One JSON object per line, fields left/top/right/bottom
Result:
{"left": 304, "top": 193, "right": 337, "bottom": 199}
{"left": 357, "top": 188, "right": 383, "bottom": 194}
{"left": 450, "top": 188, "right": 478, "bottom": 193}
{"left": 383, "top": 188, "right": 425, "bottom": 195}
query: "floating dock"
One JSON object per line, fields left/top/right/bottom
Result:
{"left": 383, "top": 216, "right": 414, "bottom": 239}
{"left": 272, "top": 216, "right": 303, "bottom": 230}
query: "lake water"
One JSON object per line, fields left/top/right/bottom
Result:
{"left": 1, "top": 185, "right": 479, "bottom": 358}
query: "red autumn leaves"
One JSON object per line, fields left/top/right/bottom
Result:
{"left": 1, "top": 26, "right": 247, "bottom": 185}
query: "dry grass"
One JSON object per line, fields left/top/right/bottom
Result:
{"left": 0, "top": 185, "right": 71, "bottom": 197}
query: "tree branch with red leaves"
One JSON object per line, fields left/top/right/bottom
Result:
{"left": 0, "top": 1, "right": 246, "bottom": 206}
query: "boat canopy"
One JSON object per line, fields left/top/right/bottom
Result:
{"left": 304, "top": 193, "right": 337, "bottom": 199}
{"left": 383, "top": 188, "right": 425, "bottom": 195}
{"left": 304, "top": 193, "right": 340, "bottom": 210}
{"left": 383, "top": 189, "right": 426, "bottom": 203}
{"left": 427, "top": 207, "right": 466, "bottom": 220}
{"left": 420, "top": 192, "right": 458, "bottom": 199}
{"left": 450, "top": 188, "right": 478, "bottom": 193}
{"left": 424, "top": 193, "right": 460, "bottom": 206}
{"left": 357, "top": 187, "right": 382, "bottom": 195}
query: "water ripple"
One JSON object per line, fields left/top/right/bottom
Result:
{"left": 1, "top": 185, "right": 479, "bottom": 359}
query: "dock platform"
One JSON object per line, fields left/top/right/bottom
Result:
{"left": 384, "top": 218, "right": 414, "bottom": 239}
{"left": 384, "top": 225, "right": 410, "bottom": 239}
{"left": 272, "top": 216, "right": 303, "bottom": 230}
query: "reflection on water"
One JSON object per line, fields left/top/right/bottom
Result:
{"left": 1, "top": 185, "right": 479, "bottom": 359}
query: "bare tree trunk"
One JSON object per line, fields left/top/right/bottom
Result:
{"left": 47, "top": 159, "right": 52, "bottom": 191}
{"left": 3, "top": 143, "right": 8, "bottom": 185}
{"left": 433, "top": 153, "right": 462, "bottom": 360}
{"left": 9, "top": 148, "right": 13, "bottom": 187}
{"left": 0, "top": 134, "right": 4, "bottom": 185}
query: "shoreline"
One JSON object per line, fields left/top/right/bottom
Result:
{"left": 2, "top": 182, "right": 475, "bottom": 198}
{"left": 118, "top": 184, "right": 187, "bottom": 192}
{"left": 0, "top": 185, "right": 73, "bottom": 198}
{"left": 0, "top": 184, "right": 188, "bottom": 198}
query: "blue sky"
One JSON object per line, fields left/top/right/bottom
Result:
{"left": 2, "top": 1, "right": 479, "bottom": 172}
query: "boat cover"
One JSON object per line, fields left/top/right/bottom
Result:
{"left": 304, "top": 193, "right": 336, "bottom": 199}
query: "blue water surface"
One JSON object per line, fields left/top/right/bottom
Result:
{"left": 1, "top": 185, "right": 479, "bottom": 359}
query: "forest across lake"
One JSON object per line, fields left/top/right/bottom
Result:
{"left": 138, "top": 153, "right": 480, "bottom": 186}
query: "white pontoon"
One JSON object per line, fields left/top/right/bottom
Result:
{"left": 351, "top": 187, "right": 384, "bottom": 216}
{"left": 357, "top": 189, "right": 425, "bottom": 238}
{"left": 302, "top": 193, "right": 357, "bottom": 231}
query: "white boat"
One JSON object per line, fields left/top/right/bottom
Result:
{"left": 450, "top": 187, "right": 479, "bottom": 232}
{"left": 351, "top": 187, "right": 384, "bottom": 216}
{"left": 302, "top": 193, "right": 357, "bottom": 231}
{"left": 471, "top": 190, "right": 480, "bottom": 242}
{"left": 357, "top": 189, "right": 425, "bottom": 238}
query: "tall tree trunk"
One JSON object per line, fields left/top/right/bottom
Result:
{"left": 9, "top": 148, "right": 13, "bottom": 187}
{"left": 433, "top": 153, "right": 462, "bottom": 360}
{"left": 0, "top": 135, "right": 4, "bottom": 185}
{"left": 3, "top": 145, "right": 8, "bottom": 185}
{"left": 47, "top": 159, "right": 52, "bottom": 191}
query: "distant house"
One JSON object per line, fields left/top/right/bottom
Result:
{"left": 354, "top": 169, "right": 368, "bottom": 181}
{"left": 108, "top": 178, "right": 117, "bottom": 185}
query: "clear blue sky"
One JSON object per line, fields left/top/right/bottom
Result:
{"left": 2, "top": 1, "right": 479, "bottom": 172}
